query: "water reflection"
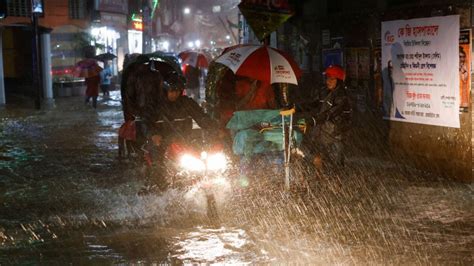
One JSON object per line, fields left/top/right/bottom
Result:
{"left": 173, "top": 227, "right": 266, "bottom": 263}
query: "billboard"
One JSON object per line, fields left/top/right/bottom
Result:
{"left": 382, "top": 15, "right": 460, "bottom": 128}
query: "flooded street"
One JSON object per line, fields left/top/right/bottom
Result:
{"left": 1, "top": 92, "right": 473, "bottom": 264}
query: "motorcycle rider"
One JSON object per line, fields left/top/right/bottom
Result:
{"left": 296, "top": 65, "right": 352, "bottom": 171}
{"left": 140, "top": 71, "right": 218, "bottom": 190}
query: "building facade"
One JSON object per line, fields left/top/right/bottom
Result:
{"left": 0, "top": 0, "right": 93, "bottom": 104}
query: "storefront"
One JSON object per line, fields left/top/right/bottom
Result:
{"left": 94, "top": 0, "right": 128, "bottom": 74}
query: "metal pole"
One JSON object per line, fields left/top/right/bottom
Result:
{"left": 0, "top": 27, "right": 6, "bottom": 106}
{"left": 41, "top": 32, "right": 54, "bottom": 103}
{"left": 142, "top": 0, "right": 150, "bottom": 54}
{"left": 32, "top": 12, "right": 41, "bottom": 109}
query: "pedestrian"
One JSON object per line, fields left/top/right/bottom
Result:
{"left": 234, "top": 75, "right": 276, "bottom": 111}
{"left": 100, "top": 61, "right": 113, "bottom": 98}
{"left": 297, "top": 65, "right": 352, "bottom": 171}
{"left": 85, "top": 74, "right": 101, "bottom": 109}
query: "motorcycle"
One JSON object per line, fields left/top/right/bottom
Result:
{"left": 142, "top": 128, "right": 229, "bottom": 221}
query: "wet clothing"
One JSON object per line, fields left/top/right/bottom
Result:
{"left": 144, "top": 95, "right": 216, "bottom": 137}
{"left": 85, "top": 75, "right": 100, "bottom": 108}
{"left": 100, "top": 66, "right": 112, "bottom": 97}
{"left": 217, "top": 78, "right": 277, "bottom": 130}
{"left": 100, "top": 66, "right": 113, "bottom": 85}
{"left": 142, "top": 95, "right": 217, "bottom": 171}
{"left": 234, "top": 79, "right": 276, "bottom": 111}
{"left": 185, "top": 66, "right": 201, "bottom": 100}
{"left": 297, "top": 84, "right": 352, "bottom": 166}
{"left": 85, "top": 75, "right": 100, "bottom": 97}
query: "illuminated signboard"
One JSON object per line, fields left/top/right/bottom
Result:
{"left": 132, "top": 21, "right": 143, "bottom": 31}
{"left": 131, "top": 13, "right": 143, "bottom": 31}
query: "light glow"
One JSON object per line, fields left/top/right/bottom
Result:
{"left": 206, "top": 153, "right": 227, "bottom": 171}
{"left": 180, "top": 154, "right": 205, "bottom": 171}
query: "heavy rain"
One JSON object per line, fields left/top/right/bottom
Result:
{"left": 0, "top": 0, "right": 473, "bottom": 264}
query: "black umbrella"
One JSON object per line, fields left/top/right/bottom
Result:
{"left": 94, "top": 52, "right": 117, "bottom": 62}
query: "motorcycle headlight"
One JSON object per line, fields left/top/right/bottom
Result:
{"left": 180, "top": 154, "right": 205, "bottom": 171}
{"left": 206, "top": 152, "right": 227, "bottom": 171}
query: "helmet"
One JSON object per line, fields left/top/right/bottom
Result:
{"left": 324, "top": 65, "right": 345, "bottom": 81}
{"left": 163, "top": 71, "right": 186, "bottom": 91}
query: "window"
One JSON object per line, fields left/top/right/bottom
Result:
{"left": 69, "top": 0, "right": 86, "bottom": 19}
{"left": 7, "top": 0, "right": 31, "bottom": 17}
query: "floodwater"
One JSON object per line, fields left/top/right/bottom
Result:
{"left": 0, "top": 91, "right": 472, "bottom": 264}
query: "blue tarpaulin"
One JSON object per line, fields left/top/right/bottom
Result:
{"left": 226, "top": 109, "right": 302, "bottom": 156}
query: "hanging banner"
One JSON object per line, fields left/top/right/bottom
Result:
{"left": 459, "top": 29, "right": 471, "bottom": 111}
{"left": 238, "top": 0, "right": 294, "bottom": 41}
{"left": 382, "top": 15, "right": 460, "bottom": 128}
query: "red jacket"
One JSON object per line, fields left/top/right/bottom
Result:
{"left": 85, "top": 75, "right": 100, "bottom": 97}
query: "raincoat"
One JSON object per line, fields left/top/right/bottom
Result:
{"left": 234, "top": 78, "right": 276, "bottom": 111}
{"left": 85, "top": 75, "right": 100, "bottom": 97}
{"left": 144, "top": 95, "right": 217, "bottom": 138}
{"left": 297, "top": 83, "right": 352, "bottom": 165}
{"left": 216, "top": 77, "right": 276, "bottom": 128}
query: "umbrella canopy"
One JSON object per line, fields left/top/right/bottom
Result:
{"left": 73, "top": 58, "right": 103, "bottom": 78}
{"left": 179, "top": 51, "right": 209, "bottom": 68}
{"left": 124, "top": 52, "right": 183, "bottom": 76}
{"left": 215, "top": 45, "right": 302, "bottom": 85}
{"left": 94, "top": 52, "right": 117, "bottom": 62}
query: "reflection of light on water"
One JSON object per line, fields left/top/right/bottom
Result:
{"left": 96, "top": 132, "right": 117, "bottom": 138}
{"left": 101, "top": 91, "right": 123, "bottom": 107}
{"left": 183, "top": 177, "right": 232, "bottom": 213}
{"left": 174, "top": 227, "right": 259, "bottom": 263}
{"left": 84, "top": 235, "right": 123, "bottom": 260}
{"left": 0, "top": 145, "right": 42, "bottom": 169}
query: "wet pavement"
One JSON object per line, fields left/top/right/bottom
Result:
{"left": 0, "top": 91, "right": 473, "bottom": 264}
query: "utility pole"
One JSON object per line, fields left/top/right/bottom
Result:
{"left": 31, "top": 0, "right": 43, "bottom": 109}
{"left": 142, "top": 0, "right": 151, "bottom": 54}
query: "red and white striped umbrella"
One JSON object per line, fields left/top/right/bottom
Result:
{"left": 215, "top": 45, "right": 302, "bottom": 85}
{"left": 179, "top": 51, "right": 209, "bottom": 68}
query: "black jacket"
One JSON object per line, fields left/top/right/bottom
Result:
{"left": 297, "top": 84, "right": 352, "bottom": 137}
{"left": 144, "top": 96, "right": 217, "bottom": 138}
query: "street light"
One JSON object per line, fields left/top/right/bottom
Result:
{"left": 183, "top": 7, "right": 191, "bottom": 15}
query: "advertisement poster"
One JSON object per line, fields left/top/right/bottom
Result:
{"left": 459, "top": 29, "right": 471, "bottom": 110}
{"left": 382, "top": 15, "right": 460, "bottom": 128}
